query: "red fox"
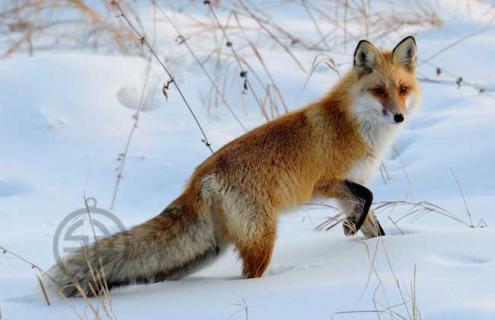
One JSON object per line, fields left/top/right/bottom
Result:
{"left": 50, "top": 36, "right": 420, "bottom": 297}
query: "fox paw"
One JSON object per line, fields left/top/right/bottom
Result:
{"left": 360, "top": 215, "right": 386, "bottom": 239}
{"left": 342, "top": 218, "right": 358, "bottom": 236}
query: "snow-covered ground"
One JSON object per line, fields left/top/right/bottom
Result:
{"left": 1, "top": 1, "right": 495, "bottom": 319}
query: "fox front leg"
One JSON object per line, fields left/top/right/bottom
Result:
{"left": 313, "top": 180, "right": 384, "bottom": 237}
{"left": 336, "top": 180, "right": 374, "bottom": 236}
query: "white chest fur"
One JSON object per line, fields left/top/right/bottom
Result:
{"left": 346, "top": 96, "right": 402, "bottom": 185}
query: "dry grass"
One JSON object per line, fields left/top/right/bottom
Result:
{"left": 188, "top": 0, "right": 441, "bottom": 120}
{"left": 0, "top": 0, "right": 143, "bottom": 58}
{"left": 0, "top": 0, "right": 442, "bottom": 123}
{"left": 1, "top": 0, "right": 490, "bottom": 123}
{"left": 333, "top": 239, "right": 421, "bottom": 320}
{"left": 316, "top": 193, "right": 487, "bottom": 233}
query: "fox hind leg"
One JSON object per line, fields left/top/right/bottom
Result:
{"left": 237, "top": 222, "right": 276, "bottom": 278}
{"left": 216, "top": 181, "right": 277, "bottom": 278}
{"left": 225, "top": 202, "right": 276, "bottom": 278}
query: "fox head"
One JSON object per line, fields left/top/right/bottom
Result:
{"left": 350, "top": 36, "right": 420, "bottom": 125}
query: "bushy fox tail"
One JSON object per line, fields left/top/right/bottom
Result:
{"left": 49, "top": 194, "right": 224, "bottom": 297}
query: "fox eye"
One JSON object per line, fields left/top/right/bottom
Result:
{"left": 372, "top": 87, "right": 385, "bottom": 96}
{"left": 399, "top": 85, "right": 408, "bottom": 94}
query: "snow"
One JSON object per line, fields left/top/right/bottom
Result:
{"left": 1, "top": 0, "right": 495, "bottom": 319}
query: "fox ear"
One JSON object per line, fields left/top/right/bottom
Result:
{"left": 353, "top": 40, "right": 381, "bottom": 74}
{"left": 392, "top": 36, "right": 417, "bottom": 71}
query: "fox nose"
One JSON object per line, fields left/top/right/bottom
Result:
{"left": 394, "top": 113, "right": 404, "bottom": 123}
